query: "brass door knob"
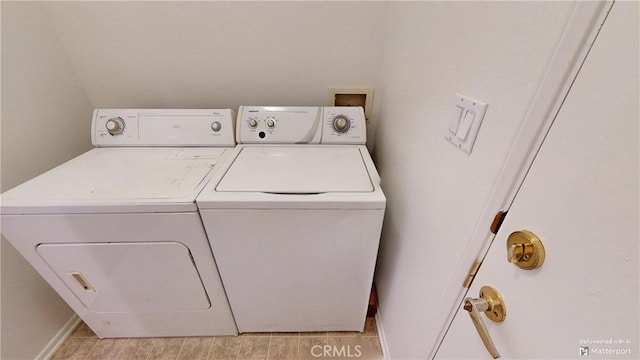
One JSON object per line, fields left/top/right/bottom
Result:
{"left": 506, "top": 230, "right": 545, "bottom": 270}
{"left": 463, "top": 286, "right": 506, "bottom": 359}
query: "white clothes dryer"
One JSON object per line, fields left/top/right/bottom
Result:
{"left": 197, "top": 106, "right": 386, "bottom": 333}
{"left": 1, "top": 109, "right": 238, "bottom": 338}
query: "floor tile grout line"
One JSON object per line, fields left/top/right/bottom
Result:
{"left": 144, "top": 338, "right": 157, "bottom": 360}
{"left": 114, "top": 338, "right": 130, "bottom": 360}
{"left": 175, "top": 338, "right": 187, "bottom": 360}
{"left": 82, "top": 339, "right": 100, "bottom": 360}
{"left": 234, "top": 335, "right": 244, "bottom": 360}
{"left": 205, "top": 337, "right": 214, "bottom": 360}
{"left": 265, "top": 333, "right": 273, "bottom": 360}
{"left": 114, "top": 338, "right": 129, "bottom": 360}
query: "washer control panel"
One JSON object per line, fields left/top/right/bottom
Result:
{"left": 236, "top": 106, "right": 365, "bottom": 145}
{"left": 92, "top": 109, "right": 236, "bottom": 147}
{"left": 321, "top": 107, "right": 366, "bottom": 145}
{"left": 237, "top": 106, "right": 322, "bottom": 144}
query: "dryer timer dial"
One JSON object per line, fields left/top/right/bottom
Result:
{"left": 106, "top": 117, "right": 125, "bottom": 135}
{"left": 332, "top": 115, "right": 351, "bottom": 133}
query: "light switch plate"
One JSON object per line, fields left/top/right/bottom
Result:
{"left": 446, "top": 93, "right": 488, "bottom": 154}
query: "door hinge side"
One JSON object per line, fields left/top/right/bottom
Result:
{"left": 463, "top": 261, "right": 482, "bottom": 288}
{"left": 490, "top": 210, "right": 508, "bottom": 234}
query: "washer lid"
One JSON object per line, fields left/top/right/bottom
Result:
{"left": 216, "top": 146, "right": 374, "bottom": 193}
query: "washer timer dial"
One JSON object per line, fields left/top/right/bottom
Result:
{"left": 332, "top": 115, "right": 351, "bottom": 133}
{"left": 106, "top": 117, "right": 125, "bottom": 135}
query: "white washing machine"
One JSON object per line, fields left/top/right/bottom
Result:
{"left": 197, "top": 106, "right": 386, "bottom": 333}
{"left": 1, "top": 109, "right": 238, "bottom": 338}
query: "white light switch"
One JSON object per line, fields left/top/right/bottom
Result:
{"left": 446, "top": 94, "right": 488, "bottom": 154}
{"left": 449, "top": 106, "right": 464, "bottom": 134}
{"left": 457, "top": 110, "right": 475, "bottom": 140}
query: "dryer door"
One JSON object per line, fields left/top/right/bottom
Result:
{"left": 37, "top": 242, "right": 211, "bottom": 312}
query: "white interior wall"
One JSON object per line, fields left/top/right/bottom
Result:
{"left": 1, "top": 3, "right": 94, "bottom": 359}
{"left": 0, "top": 1, "right": 585, "bottom": 359}
{"left": 372, "top": 2, "right": 575, "bottom": 358}
{"left": 43, "top": 2, "right": 387, "bottom": 110}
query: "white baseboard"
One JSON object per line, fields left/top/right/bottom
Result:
{"left": 375, "top": 311, "right": 390, "bottom": 360}
{"left": 35, "top": 314, "right": 80, "bottom": 360}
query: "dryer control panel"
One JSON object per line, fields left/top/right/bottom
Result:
{"left": 236, "top": 106, "right": 366, "bottom": 145}
{"left": 92, "top": 109, "right": 236, "bottom": 147}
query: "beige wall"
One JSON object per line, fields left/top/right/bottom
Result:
{"left": 1, "top": 2, "right": 94, "bottom": 359}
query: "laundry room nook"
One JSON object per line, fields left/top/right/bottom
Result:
{"left": 1, "top": 2, "right": 638, "bottom": 360}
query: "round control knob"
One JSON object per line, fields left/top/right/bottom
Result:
{"left": 106, "top": 117, "right": 125, "bottom": 135}
{"left": 248, "top": 118, "right": 258, "bottom": 128}
{"left": 266, "top": 118, "right": 276, "bottom": 128}
{"left": 332, "top": 115, "right": 351, "bottom": 133}
{"left": 211, "top": 121, "right": 222, "bottom": 132}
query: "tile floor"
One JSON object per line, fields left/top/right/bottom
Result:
{"left": 51, "top": 317, "right": 383, "bottom": 360}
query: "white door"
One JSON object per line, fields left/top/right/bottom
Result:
{"left": 435, "top": 2, "right": 638, "bottom": 359}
